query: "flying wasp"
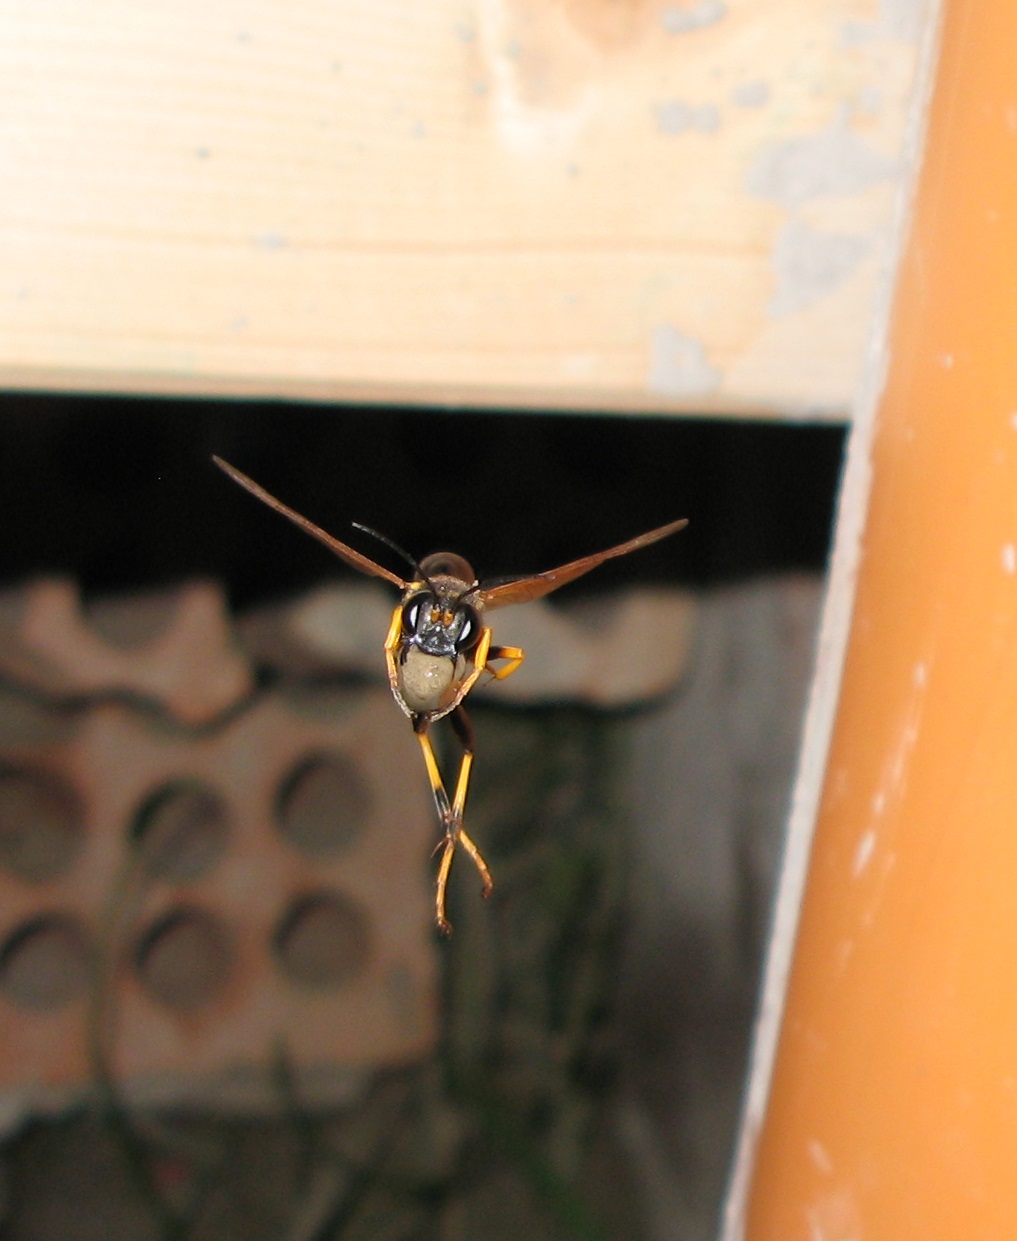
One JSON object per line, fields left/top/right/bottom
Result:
{"left": 213, "top": 456, "right": 687, "bottom": 933}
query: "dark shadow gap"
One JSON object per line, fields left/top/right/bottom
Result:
{"left": 0, "top": 392, "right": 846, "bottom": 605}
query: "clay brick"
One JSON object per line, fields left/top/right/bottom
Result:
{"left": 0, "top": 572, "right": 693, "bottom": 1122}
{"left": 0, "top": 579, "right": 253, "bottom": 725}
{"left": 0, "top": 683, "right": 436, "bottom": 1117}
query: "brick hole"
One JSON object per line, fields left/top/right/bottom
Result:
{"left": 82, "top": 592, "right": 177, "bottom": 649}
{"left": 273, "top": 891, "right": 370, "bottom": 989}
{"left": 274, "top": 751, "right": 370, "bottom": 858}
{"left": 135, "top": 906, "right": 234, "bottom": 1012}
{"left": 131, "top": 781, "right": 230, "bottom": 882}
{"left": 0, "top": 913, "right": 94, "bottom": 1010}
{"left": 0, "top": 766, "right": 85, "bottom": 883}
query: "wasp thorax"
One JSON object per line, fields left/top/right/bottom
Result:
{"left": 418, "top": 552, "right": 475, "bottom": 583}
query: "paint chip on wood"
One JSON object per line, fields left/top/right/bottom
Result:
{"left": 648, "top": 325, "right": 720, "bottom": 396}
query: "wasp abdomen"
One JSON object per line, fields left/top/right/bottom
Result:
{"left": 398, "top": 646, "right": 459, "bottom": 715}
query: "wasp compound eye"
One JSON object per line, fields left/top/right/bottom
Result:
{"left": 453, "top": 605, "right": 482, "bottom": 653}
{"left": 401, "top": 591, "right": 434, "bottom": 634}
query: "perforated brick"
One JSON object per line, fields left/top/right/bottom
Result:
{"left": 0, "top": 578, "right": 253, "bottom": 725}
{"left": 0, "top": 672, "right": 435, "bottom": 1116}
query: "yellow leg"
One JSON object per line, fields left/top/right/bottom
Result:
{"left": 442, "top": 626, "right": 493, "bottom": 705}
{"left": 458, "top": 826, "right": 493, "bottom": 899}
{"left": 486, "top": 644, "right": 525, "bottom": 681}
{"left": 404, "top": 629, "right": 516, "bottom": 932}
{"left": 451, "top": 746, "right": 472, "bottom": 821}
{"left": 432, "top": 825, "right": 490, "bottom": 936}
{"left": 383, "top": 605, "right": 403, "bottom": 652}
{"left": 434, "top": 834, "right": 456, "bottom": 936}
{"left": 383, "top": 604, "right": 403, "bottom": 701}
{"left": 417, "top": 729, "right": 456, "bottom": 933}
{"left": 449, "top": 747, "right": 494, "bottom": 894}
{"left": 445, "top": 708, "right": 493, "bottom": 903}
{"left": 416, "top": 714, "right": 493, "bottom": 933}
{"left": 416, "top": 728, "right": 452, "bottom": 826}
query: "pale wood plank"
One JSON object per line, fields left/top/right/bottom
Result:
{"left": 0, "top": 0, "right": 932, "bottom": 415}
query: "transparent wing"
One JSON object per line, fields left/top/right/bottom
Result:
{"left": 213, "top": 456, "right": 410, "bottom": 590}
{"left": 477, "top": 517, "right": 688, "bottom": 610}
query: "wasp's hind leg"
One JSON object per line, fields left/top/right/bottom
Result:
{"left": 414, "top": 715, "right": 452, "bottom": 825}
{"left": 419, "top": 706, "right": 494, "bottom": 934}
{"left": 448, "top": 705, "right": 493, "bottom": 902}
{"left": 414, "top": 703, "right": 494, "bottom": 934}
{"left": 413, "top": 717, "right": 458, "bottom": 935}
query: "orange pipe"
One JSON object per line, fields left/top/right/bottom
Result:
{"left": 739, "top": 1, "right": 1017, "bottom": 1236}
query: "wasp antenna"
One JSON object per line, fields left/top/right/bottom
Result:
{"left": 351, "top": 522, "right": 421, "bottom": 580}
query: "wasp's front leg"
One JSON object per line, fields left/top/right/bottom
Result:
{"left": 485, "top": 643, "right": 525, "bottom": 682}
{"left": 383, "top": 604, "right": 404, "bottom": 704}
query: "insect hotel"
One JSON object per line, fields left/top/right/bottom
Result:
{"left": 3, "top": 4, "right": 1005, "bottom": 1240}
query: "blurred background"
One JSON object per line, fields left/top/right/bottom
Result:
{"left": 0, "top": 3, "right": 932, "bottom": 1238}
{"left": 0, "top": 397, "right": 840, "bottom": 1239}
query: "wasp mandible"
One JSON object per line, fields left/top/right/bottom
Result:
{"left": 213, "top": 456, "right": 687, "bottom": 933}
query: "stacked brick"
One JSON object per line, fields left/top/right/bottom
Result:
{"left": 0, "top": 575, "right": 693, "bottom": 1121}
{"left": 0, "top": 579, "right": 437, "bottom": 1117}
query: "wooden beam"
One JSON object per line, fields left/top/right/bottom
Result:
{"left": 1, "top": 1, "right": 932, "bottom": 415}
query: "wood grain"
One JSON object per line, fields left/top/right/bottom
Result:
{"left": 0, "top": 0, "right": 931, "bottom": 415}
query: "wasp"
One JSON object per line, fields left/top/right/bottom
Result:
{"left": 213, "top": 456, "right": 686, "bottom": 933}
